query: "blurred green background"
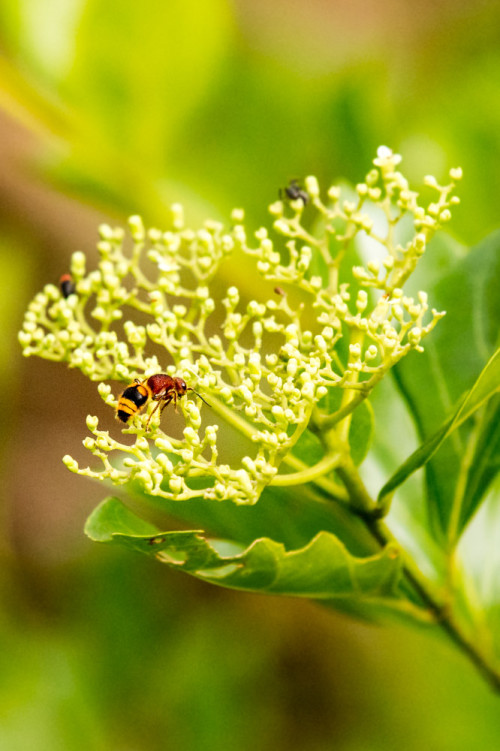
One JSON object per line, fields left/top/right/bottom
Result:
{"left": 2, "top": 1, "right": 500, "bottom": 748}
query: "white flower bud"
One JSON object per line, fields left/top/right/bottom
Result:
{"left": 268, "top": 201, "right": 283, "bottom": 216}
{"left": 155, "top": 437, "right": 174, "bottom": 452}
{"left": 156, "top": 454, "right": 174, "bottom": 473}
{"left": 214, "top": 482, "right": 226, "bottom": 499}
{"left": 310, "top": 276, "right": 322, "bottom": 290}
{"left": 235, "top": 469, "right": 254, "bottom": 493}
{"left": 377, "top": 145, "right": 393, "bottom": 160}
{"left": 62, "top": 455, "right": 79, "bottom": 471}
{"left": 231, "top": 208, "right": 245, "bottom": 223}
{"left": 272, "top": 218, "right": 290, "bottom": 236}
{"left": 171, "top": 203, "right": 184, "bottom": 230}
{"left": 314, "top": 335, "right": 327, "bottom": 353}
{"left": 304, "top": 175, "right": 320, "bottom": 198}
{"left": 408, "top": 327, "right": 422, "bottom": 346}
{"left": 128, "top": 215, "right": 145, "bottom": 241}
{"left": 205, "top": 426, "right": 218, "bottom": 444}
{"left": 301, "top": 382, "right": 315, "bottom": 400}
{"left": 180, "top": 449, "right": 194, "bottom": 464}
{"left": 86, "top": 415, "right": 99, "bottom": 431}
{"left": 169, "top": 476, "right": 183, "bottom": 494}
{"left": 220, "top": 387, "right": 234, "bottom": 403}
{"left": 183, "top": 427, "right": 200, "bottom": 446}
{"left": 135, "top": 436, "right": 149, "bottom": 451}
{"left": 226, "top": 286, "right": 239, "bottom": 302}
{"left": 349, "top": 343, "right": 362, "bottom": 359}
{"left": 356, "top": 290, "right": 368, "bottom": 312}
{"left": 18, "top": 331, "right": 32, "bottom": 348}
{"left": 242, "top": 456, "right": 256, "bottom": 473}
{"left": 368, "top": 187, "right": 382, "bottom": 201}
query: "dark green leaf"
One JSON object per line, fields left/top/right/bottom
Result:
{"left": 86, "top": 497, "right": 403, "bottom": 600}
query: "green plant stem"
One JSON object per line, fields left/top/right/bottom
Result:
{"left": 280, "top": 453, "right": 349, "bottom": 502}
{"left": 270, "top": 451, "right": 342, "bottom": 486}
{"left": 339, "top": 456, "right": 500, "bottom": 692}
{"left": 319, "top": 389, "right": 368, "bottom": 429}
{"left": 375, "top": 518, "right": 500, "bottom": 692}
{"left": 320, "top": 426, "right": 378, "bottom": 516}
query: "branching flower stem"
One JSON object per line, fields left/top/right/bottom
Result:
{"left": 20, "top": 147, "right": 496, "bottom": 688}
{"left": 270, "top": 450, "right": 343, "bottom": 487}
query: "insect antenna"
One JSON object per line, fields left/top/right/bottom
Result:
{"left": 188, "top": 388, "right": 210, "bottom": 407}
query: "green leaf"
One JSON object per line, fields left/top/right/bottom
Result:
{"left": 460, "top": 395, "right": 500, "bottom": 530}
{"left": 86, "top": 497, "right": 402, "bottom": 600}
{"left": 380, "top": 347, "right": 500, "bottom": 538}
{"left": 51, "top": 0, "right": 232, "bottom": 214}
{"left": 393, "top": 231, "right": 500, "bottom": 542}
{"left": 84, "top": 495, "right": 161, "bottom": 541}
{"left": 131, "top": 480, "right": 380, "bottom": 558}
{"left": 292, "top": 428, "right": 324, "bottom": 468}
{"left": 0, "top": 0, "right": 233, "bottom": 223}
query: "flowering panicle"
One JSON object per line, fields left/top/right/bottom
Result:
{"left": 19, "top": 148, "right": 461, "bottom": 505}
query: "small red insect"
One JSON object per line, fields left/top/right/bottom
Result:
{"left": 117, "top": 374, "right": 208, "bottom": 429}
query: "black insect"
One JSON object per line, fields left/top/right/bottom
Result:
{"left": 280, "top": 179, "right": 309, "bottom": 206}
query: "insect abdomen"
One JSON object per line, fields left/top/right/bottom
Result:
{"left": 116, "top": 384, "right": 150, "bottom": 423}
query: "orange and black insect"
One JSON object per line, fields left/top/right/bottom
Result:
{"left": 280, "top": 179, "right": 309, "bottom": 206}
{"left": 116, "top": 374, "right": 208, "bottom": 429}
{"left": 60, "top": 273, "right": 76, "bottom": 298}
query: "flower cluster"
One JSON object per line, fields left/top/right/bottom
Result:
{"left": 19, "top": 147, "right": 461, "bottom": 505}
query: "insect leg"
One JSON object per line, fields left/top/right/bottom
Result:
{"left": 159, "top": 395, "right": 174, "bottom": 415}
{"left": 145, "top": 399, "right": 164, "bottom": 430}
